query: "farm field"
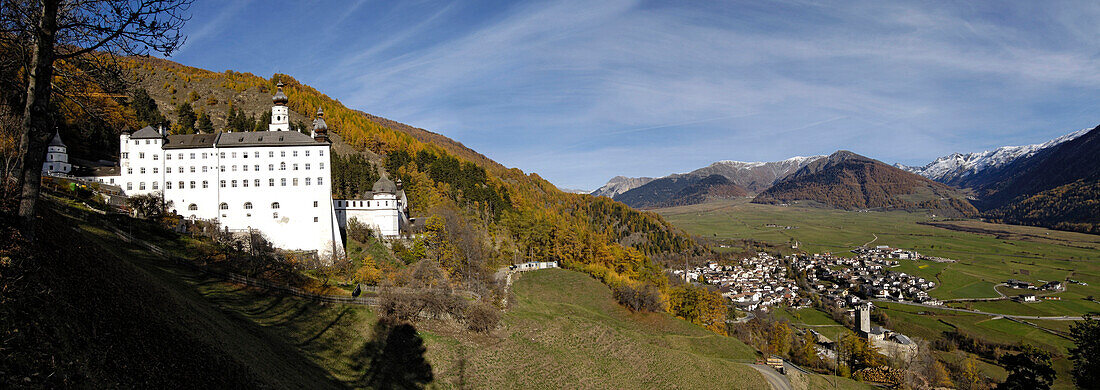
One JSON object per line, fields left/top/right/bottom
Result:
{"left": 771, "top": 307, "right": 854, "bottom": 343}
{"left": 656, "top": 199, "right": 1100, "bottom": 306}
{"left": 875, "top": 302, "right": 1077, "bottom": 389}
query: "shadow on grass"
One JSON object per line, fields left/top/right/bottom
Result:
{"left": 299, "top": 308, "right": 350, "bottom": 347}
{"left": 353, "top": 318, "right": 434, "bottom": 389}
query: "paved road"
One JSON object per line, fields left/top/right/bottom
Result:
{"left": 873, "top": 299, "right": 1084, "bottom": 320}
{"left": 749, "top": 364, "right": 792, "bottom": 390}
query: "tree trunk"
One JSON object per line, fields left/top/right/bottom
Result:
{"left": 15, "top": 0, "right": 60, "bottom": 240}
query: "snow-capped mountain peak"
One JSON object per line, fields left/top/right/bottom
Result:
{"left": 902, "top": 129, "right": 1090, "bottom": 184}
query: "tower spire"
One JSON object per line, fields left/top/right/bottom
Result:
{"left": 269, "top": 80, "right": 290, "bottom": 131}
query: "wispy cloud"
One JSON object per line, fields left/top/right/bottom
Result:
{"left": 175, "top": 0, "right": 253, "bottom": 56}
{"left": 170, "top": 0, "right": 1100, "bottom": 189}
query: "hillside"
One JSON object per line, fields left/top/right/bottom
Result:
{"left": 961, "top": 126, "right": 1099, "bottom": 206}
{"left": 2, "top": 197, "right": 783, "bottom": 388}
{"left": 614, "top": 174, "right": 749, "bottom": 209}
{"left": 986, "top": 180, "right": 1100, "bottom": 234}
{"left": 685, "top": 156, "right": 825, "bottom": 193}
{"left": 752, "top": 151, "right": 978, "bottom": 216}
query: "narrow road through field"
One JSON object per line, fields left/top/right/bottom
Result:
{"left": 872, "top": 299, "right": 1083, "bottom": 320}
{"left": 749, "top": 364, "right": 793, "bottom": 390}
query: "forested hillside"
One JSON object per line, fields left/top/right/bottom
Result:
{"left": 37, "top": 56, "right": 719, "bottom": 326}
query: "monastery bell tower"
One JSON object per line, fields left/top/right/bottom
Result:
{"left": 269, "top": 81, "right": 290, "bottom": 131}
{"left": 311, "top": 107, "right": 329, "bottom": 142}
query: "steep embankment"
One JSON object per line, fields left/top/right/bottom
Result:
{"left": 0, "top": 199, "right": 342, "bottom": 388}
{"left": 753, "top": 151, "right": 978, "bottom": 217}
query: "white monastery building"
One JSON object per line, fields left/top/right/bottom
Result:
{"left": 65, "top": 82, "right": 408, "bottom": 254}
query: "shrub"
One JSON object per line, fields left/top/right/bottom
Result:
{"left": 465, "top": 303, "right": 500, "bottom": 333}
{"left": 612, "top": 282, "right": 663, "bottom": 312}
{"left": 347, "top": 218, "right": 373, "bottom": 244}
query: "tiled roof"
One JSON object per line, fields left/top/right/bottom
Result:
{"left": 164, "top": 133, "right": 218, "bottom": 149}
{"left": 130, "top": 126, "right": 163, "bottom": 139}
{"left": 214, "top": 130, "right": 325, "bottom": 148}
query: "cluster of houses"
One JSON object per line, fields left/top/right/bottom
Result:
{"left": 1005, "top": 279, "right": 1065, "bottom": 291}
{"left": 794, "top": 250, "right": 942, "bottom": 306}
{"left": 1005, "top": 279, "right": 1066, "bottom": 303}
{"left": 672, "top": 253, "right": 806, "bottom": 312}
{"left": 851, "top": 245, "right": 954, "bottom": 263}
{"left": 672, "top": 246, "right": 953, "bottom": 312}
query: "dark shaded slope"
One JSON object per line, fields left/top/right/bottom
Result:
{"left": 0, "top": 201, "right": 343, "bottom": 389}
{"left": 615, "top": 174, "right": 749, "bottom": 209}
{"left": 986, "top": 180, "right": 1100, "bottom": 234}
{"left": 964, "top": 125, "right": 1100, "bottom": 233}
{"left": 752, "top": 151, "right": 978, "bottom": 217}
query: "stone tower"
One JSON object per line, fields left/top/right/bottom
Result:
{"left": 855, "top": 302, "right": 872, "bottom": 335}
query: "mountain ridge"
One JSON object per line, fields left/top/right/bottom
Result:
{"left": 753, "top": 150, "right": 979, "bottom": 217}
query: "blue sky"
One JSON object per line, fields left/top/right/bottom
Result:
{"left": 168, "top": 0, "right": 1100, "bottom": 190}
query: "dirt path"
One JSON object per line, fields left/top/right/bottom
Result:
{"left": 862, "top": 233, "right": 879, "bottom": 248}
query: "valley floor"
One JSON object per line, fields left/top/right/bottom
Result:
{"left": 657, "top": 198, "right": 1100, "bottom": 389}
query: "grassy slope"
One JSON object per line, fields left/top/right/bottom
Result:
{"left": 38, "top": 198, "right": 783, "bottom": 389}
{"left": 653, "top": 199, "right": 1095, "bottom": 389}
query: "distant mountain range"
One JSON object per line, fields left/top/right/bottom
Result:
{"left": 592, "top": 156, "right": 823, "bottom": 208}
{"left": 966, "top": 125, "right": 1100, "bottom": 232}
{"left": 592, "top": 125, "right": 1100, "bottom": 233}
{"left": 591, "top": 176, "right": 655, "bottom": 198}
